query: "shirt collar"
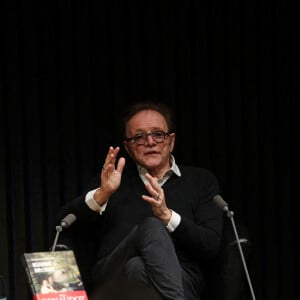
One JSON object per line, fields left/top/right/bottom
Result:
{"left": 137, "top": 155, "right": 181, "bottom": 185}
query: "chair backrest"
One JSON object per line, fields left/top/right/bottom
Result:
{"left": 203, "top": 216, "right": 251, "bottom": 300}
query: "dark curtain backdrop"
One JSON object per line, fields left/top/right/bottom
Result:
{"left": 0, "top": 1, "right": 298, "bottom": 299}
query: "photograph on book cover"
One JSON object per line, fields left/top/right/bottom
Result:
{"left": 23, "top": 250, "right": 88, "bottom": 300}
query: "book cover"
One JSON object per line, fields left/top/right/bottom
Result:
{"left": 22, "top": 250, "right": 88, "bottom": 300}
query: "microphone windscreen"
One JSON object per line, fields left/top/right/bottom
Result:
{"left": 213, "top": 195, "right": 228, "bottom": 211}
{"left": 61, "top": 213, "right": 77, "bottom": 228}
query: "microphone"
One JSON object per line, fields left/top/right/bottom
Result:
{"left": 213, "top": 195, "right": 256, "bottom": 300}
{"left": 60, "top": 213, "right": 77, "bottom": 229}
{"left": 213, "top": 194, "right": 234, "bottom": 217}
{"left": 51, "top": 214, "right": 77, "bottom": 252}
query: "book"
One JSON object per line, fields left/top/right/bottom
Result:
{"left": 22, "top": 250, "right": 88, "bottom": 300}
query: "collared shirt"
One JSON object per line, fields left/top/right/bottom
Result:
{"left": 85, "top": 155, "right": 182, "bottom": 232}
{"left": 137, "top": 154, "right": 181, "bottom": 186}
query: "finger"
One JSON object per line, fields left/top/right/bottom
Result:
{"left": 144, "top": 182, "right": 159, "bottom": 197}
{"left": 111, "top": 147, "right": 120, "bottom": 159}
{"left": 102, "top": 164, "right": 113, "bottom": 174}
{"left": 103, "top": 147, "right": 120, "bottom": 169}
{"left": 102, "top": 147, "right": 114, "bottom": 168}
{"left": 143, "top": 183, "right": 163, "bottom": 203}
{"left": 144, "top": 173, "right": 158, "bottom": 185}
{"left": 142, "top": 195, "right": 161, "bottom": 206}
{"left": 144, "top": 174, "right": 160, "bottom": 194}
{"left": 116, "top": 157, "right": 126, "bottom": 173}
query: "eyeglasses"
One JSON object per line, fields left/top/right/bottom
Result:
{"left": 124, "top": 130, "right": 170, "bottom": 145}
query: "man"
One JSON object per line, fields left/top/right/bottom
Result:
{"left": 57, "top": 101, "right": 223, "bottom": 300}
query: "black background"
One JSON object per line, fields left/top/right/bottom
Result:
{"left": 0, "top": 1, "right": 299, "bottom": 299}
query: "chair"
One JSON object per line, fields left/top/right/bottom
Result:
{"left": 56, "top": 216, "right": 251, "bottom": 300}
{"left": 203, "top": 216, "right": 252, "bottom": 300}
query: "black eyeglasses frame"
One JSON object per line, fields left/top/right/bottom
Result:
{"left": 124, "top": 130, "right": 171, "bottom": 145}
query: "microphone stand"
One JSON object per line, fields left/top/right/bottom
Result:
{"left": 224, "top": 207, "right": 256, "bottom": 300}
{"left": 50, "top": 214, "right": 76, "bottom": 252}
{"left": 51, "top": 225, "right": 63, "bottom": 252}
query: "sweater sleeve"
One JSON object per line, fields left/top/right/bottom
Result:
{"left": 55, "top": 175, "right": 101, "bottom": 224}
{"left": 167, "top": 167, "right": 223, "bottom": 263}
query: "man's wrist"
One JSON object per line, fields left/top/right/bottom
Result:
{"left": 85, "top": 188, "right": 108, "bottom": 214}
{"left": 166, "top": 210, "right": 181, "bottom": 232}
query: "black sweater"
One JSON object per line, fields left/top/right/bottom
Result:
{"left": 57, "top": 160, "right": 223, "bottom": 271}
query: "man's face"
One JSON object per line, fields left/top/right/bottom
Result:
{"left": 123, "top": 109, "right": 175, "bottom": 174}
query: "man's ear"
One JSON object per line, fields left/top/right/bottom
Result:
{"left": 123, "top": 142, "right": 134, "bottom": 160}
{"left": 123, "top": 141, "right": 130, "bottom": 155}
{"left": 169, "top": 133, "right": 175, "bottom": 152}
